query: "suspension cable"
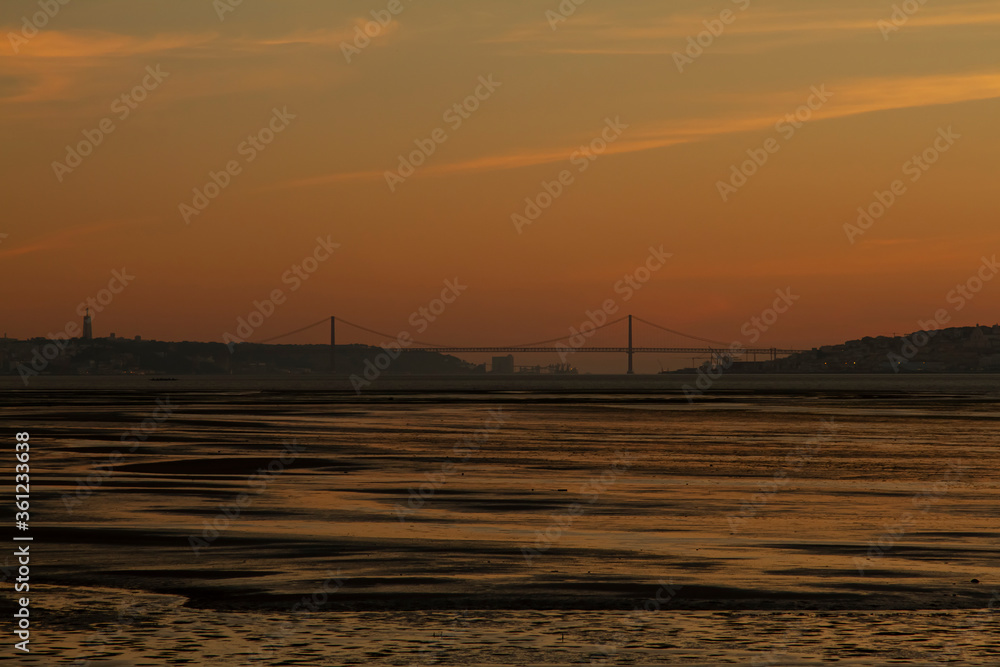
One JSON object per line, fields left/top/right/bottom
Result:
{"left": 631, "top": 316, "right": 730, "bottom": 346}
{"left": 254, "top": 318, "right": 329, "bottom": 344}
{"left": 335, "top": 315, "right": 629, "bottom": 348}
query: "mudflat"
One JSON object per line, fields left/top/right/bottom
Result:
{"left": 4, "top": 375, "right": 999, "bottom": 664}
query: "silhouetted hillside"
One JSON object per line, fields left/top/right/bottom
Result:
{"left": 717, "top": 325, "right": 1000, "bottom": 373}
{"left": 0, "top": 337, "right": 479, "bottom": 379}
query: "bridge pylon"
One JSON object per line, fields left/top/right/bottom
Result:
{"left": 627, "top": 314, "right": 634, "bottom": 375}
{"left": 330, "top": 316, "right": 336, "bottom": 374}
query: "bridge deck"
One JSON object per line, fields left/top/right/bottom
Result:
{"left": 401, "top": 347, "right": 804, "bottom": 354}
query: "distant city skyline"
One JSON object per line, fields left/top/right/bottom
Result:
{"left": 8, "top": 307, "right": 1000, "bottom": 376}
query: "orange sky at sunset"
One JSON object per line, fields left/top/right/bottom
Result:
{"left": 2, "top": 0, "right": 999, "bottom": 372}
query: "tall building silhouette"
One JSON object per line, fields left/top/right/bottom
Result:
{"left": 83, "top": 309, "right": 93, "bottom": 340}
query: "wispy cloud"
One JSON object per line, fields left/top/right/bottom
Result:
{"left": 818, "top": 71, "right": 1000, "bottom": 120}
{"left": 488, "top": 2, "right": 1000, "bottom": 55}
{"left": 3, "top": 30, "right": 216, "bottom": 59}
{"left": 253, "top": 23, "right": 394, "bottom": 48}
{"left": 275, "top": 70, "right": 1000, "bottom": 191}
{"left": 0, "top": 218, "right": 143, "bottom": 259}
{"left": 0, "top": 22, "right": 370, "bottom": 60}
{"left": 0, "top": 22, "right": 378, "bottom": 107}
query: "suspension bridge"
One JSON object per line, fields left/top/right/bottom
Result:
{"left": 252, "top": 315, "right": 805, "bottom": 374}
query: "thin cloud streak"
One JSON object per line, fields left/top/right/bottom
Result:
{"left": 487, "top": 4, "right": 1000, "bottom": 55}
{"left": 0, "top": 218, "right": 144, "bottom": 260}
{"left": 276, "top": 71, "right": 1000, "bottom": 191}
{"left": 0, "top": 24, "right": 374, "bottom": 106}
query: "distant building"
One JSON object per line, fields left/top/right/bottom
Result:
{"left": 967, "top": 327, "right": 989, "bottom": 350}
{"left": 83, "top": 309, "right": 93, "bottom": 340}
{"left": 135, "top": 335, "right": 141, "bottom": 342}
{"left": 491, "top": 354, "right": 514, "bottom": 374}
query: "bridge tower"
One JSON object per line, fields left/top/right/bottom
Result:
{"left": 330, "top": 316, "right": 336, "bottom": 374}
{"left": 627, "top": 314, "right": 634, "bottom": 375}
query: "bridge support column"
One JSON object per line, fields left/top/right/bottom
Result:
{"left": 627, "top": 315, "right": 634, "bottom": 375}
{"left": 330, "top": 316, "right": 336, "bottom": 374}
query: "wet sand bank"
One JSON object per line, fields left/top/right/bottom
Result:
{"left": 4, "top": 379, "right": 1000, "bottom": 663}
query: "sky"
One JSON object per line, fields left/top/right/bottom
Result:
{"left": 1, "top": 0, "right": 999, "bottom": 372}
